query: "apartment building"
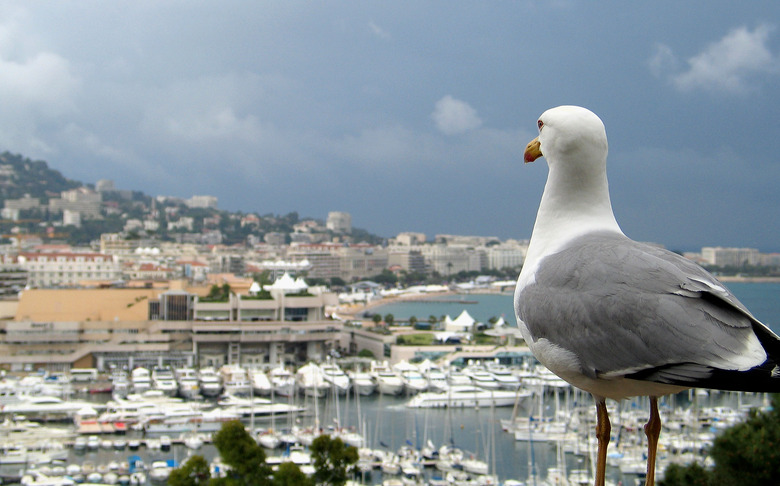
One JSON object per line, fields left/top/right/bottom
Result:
{"left": 49, "top": 188, "right": 102, "bottom": 218}
{"left": 701, "top": 247, "right": 761, "bottom": 267}
{"left": 326, "top": 211, "right": 352, "bottom": 234}
{"left": 421, "top": 245, "right": 484, "bottom": 275}
{"left": 17, "top": 252, "right": 121, "bottom": 287}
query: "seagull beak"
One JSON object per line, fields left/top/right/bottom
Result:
{"left": 524, "top": 137, "right": 542, "bottom": 163}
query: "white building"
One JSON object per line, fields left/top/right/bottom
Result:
{"left": 394, "top": 232, "right": 426, "bottom": 246}
{"left": 49, "top": 188, "right": 102, "bottom": 218}
{"left": 168, "top": 217, "right": 195, "bottom": 231}
{"left": 486, "top": 241, "right": 527, "bottom": 270}
{"left": 95, "top": 179, "right": 115, "bottom": 192}
{"left": 701, "top": 247, "right": 760, "bottom": 267}
{"left": 326, "top": 211, "right": 352, "bottom": 234}
{"left": 421, "top": 245, "right": 484, "bottom": 276}
{"left": 3, "top": 195, "right": 42, "bottom": 211}
{"left": 186, "top": 195, "right": 218, "bottom": 209}
{"left": 63, "top": 210, "right": 82, "bottom": 228}
{"left": 17, "top": 252, "right": 121, "bottom": 287}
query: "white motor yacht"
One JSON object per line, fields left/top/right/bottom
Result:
{"left": 268, "top": 364, "right": 296, "bottom": 397}
{"left": 197, "top": 367, "right": 223, "bottom": 397}
{"left": 130, "top": 368, "right": 151, "bottom": 394}
{"left": 447, "top": 368, "right": 472, "bottom": 387}
{"left": 151, "top": 367, "right": 178, "bottom": 396}
{"left": 110, "top": 371, "right": 130, "bottom": 398}
{"left": 394, "top": 361, "right": 428, "bottom": 394}
{"left": 369, "top": 361, "right": 404, "bottom": 396}
{"left": 174, "top": 368, "right": 201, "bottom": 399}
{"left": 425, "top": 369, "right": 450, "bottom": 393}
{"left": 295, "top": 362, "right": 329, "bottom": 398}
{"left": 348, "top": 369, "right": 377, "bottom": 396}
{"left": 406, "top": 385, "right": 525, "bottom": 408}
{"left": 486, "top": 363, "right": 522, "bottom": 390}
{"left": 319, "top": 360, "right": 351, "bottom": 395}
{"left": 464, "top": 366, "right": 500, "bottom": 390}
{"left": 248, "top": 368, "right": 272, "bottom": 396}
{"left": 219, "top": 364, "right": 252, "bottom": 396}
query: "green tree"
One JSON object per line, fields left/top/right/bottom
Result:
{"left": 272, "top": 462, "right": 314, "bottom": 486}
{"left": 372, "top": 314, "right": 382, "bottom": 325}
{"left": 409, "top": 316, "right": 418, "bottom": 327}
{"left": 371, "top": 269, "right": 398, "bottom": 285}
{"left": 168, "top": 455, "right": 211, "bottom": 486}
{"left": 384, "top": 314, "right": 394, "bottom": 326}
{"left": 708, "top": 400, "right": 780, "bottom": 485}
{"left": 212, "top": 420, "right": 272, "bottom": 486}
{"left": 659, "top": 395, "right": 780, "bottom": 486}
{"left": 659, "top": 462, "right": 711, "bottom": 486}
{"left": 205, "top": 284, "right": 232, "bottom": 302}
{"left": 310, "top": 435, "right": 358, "bottom": 486}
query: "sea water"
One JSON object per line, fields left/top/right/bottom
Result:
{"left": 370, "top": 282, "right": 780, "bottom": 332}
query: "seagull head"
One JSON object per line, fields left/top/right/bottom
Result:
{"left": 524, "top": 105, "right": 608, "bottom": 171}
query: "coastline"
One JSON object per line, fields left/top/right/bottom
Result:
{"left": 335, "top": 290, "right": 457, "bottom": 319}
{"left": 716, "top": 276, "right": 780, "bottom": 283}
{"left": 334, "top": 277, "right": 780, "bottom": 320}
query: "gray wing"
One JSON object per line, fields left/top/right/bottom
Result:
{"left": 516, "top": 231, "right": 780, "bottom": 391}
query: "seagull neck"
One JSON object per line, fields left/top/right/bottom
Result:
{"left": 531, "top": 165, "right": 621, "bottom": 248}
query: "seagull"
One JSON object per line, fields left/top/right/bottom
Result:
{"left": 515, "top": 105, "right": 780, "bottom": 486}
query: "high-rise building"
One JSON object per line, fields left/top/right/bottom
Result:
{"left": 326, "top": 211, "right": 352, "bottom": 234}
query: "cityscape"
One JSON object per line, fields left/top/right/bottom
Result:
{"left": 0, "top": 156, "right": 778, "bottom": 486}
{"left": 0, "top": 152, "right": 779, "bottom": 372}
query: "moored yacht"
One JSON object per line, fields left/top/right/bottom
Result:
{"left": 369, "top": 361, "right": 404, "bottom": 396}
{"left": 197, "top": 367, "right": 223, "bottom": 397}
{"left": 405, "top": 385, "right": 523, "bottom": 408}
{"left": 486, "top": 363, "right": 522, "bottom": 390}
{"left": 394, "top": 361, "right": 428, "bottom": 394}
{"left": 319, "top": 359, "right": 350, "bottom": 395}
{"left": 174, "top": 368, "right": 201, "bottom": 399}
{"left": 348, "top": 368, "right": 376, "bottom": 396}
{"left": 110, "top": 370, "right": 130, "bottom": 398}
{"left": 151, "top": 367, "right": 178, "bottom": 396}
{"left": 464, "top": 365, "right": 500, "bottom": 390}
{"left": 130, "top": 368, "right": 151, "bottom": 394}
{"left": 295, "top": 362, "right": 329, "bottom": 398}
{"left": 248, "top": 368, "right": 272, "bottom": 396}
{"left": 219, "top": 364, "right": 252, "bottom": 396}
{"left": 268, "top": 364, "right": 296, "bottom": 397}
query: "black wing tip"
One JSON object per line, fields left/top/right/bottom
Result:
{"left": 627, "top": 361, "right": 780, "bottom": 394}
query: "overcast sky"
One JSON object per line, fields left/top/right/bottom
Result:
{"left": 1, "top": 2, "right": 779, "bottom": 251}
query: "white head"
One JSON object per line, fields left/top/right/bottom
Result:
{"left": 524, "top": 105, "right": 608, "bottom": 174}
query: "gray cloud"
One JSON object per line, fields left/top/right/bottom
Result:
{"left": 653, "top": 24, "right": 779, "bottom": 94}
{"left": 1, "top": 2, "right": 779, "bottom": 250}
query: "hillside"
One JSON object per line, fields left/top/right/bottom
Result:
{"left": 0, "top": 152, "right": 82, "bottom": 202}
{"left": 0, "top": 151, "right": 384, "bottom": 246}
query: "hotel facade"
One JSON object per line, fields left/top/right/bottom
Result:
{"left": 0, "top": 281, "right": 387, "bottom": 372}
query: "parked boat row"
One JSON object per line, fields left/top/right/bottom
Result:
{"left": 105, "top": 359, "right": 537, "bottom": 401}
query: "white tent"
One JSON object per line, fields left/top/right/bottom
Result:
{"left": 484, "top": 316, "right": 524, "bottom": 338}
{"left": 444, "top": 310, "right": 476, "bottom": 333}
{"left": 263, "top": 272, "right": 309, "bottom": 292}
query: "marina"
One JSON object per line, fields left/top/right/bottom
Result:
{"left": 0, "top": 359, "right": 773, "bottom": 486}
{"left": 1, "top": 283, "right": 779, "bottom": 485}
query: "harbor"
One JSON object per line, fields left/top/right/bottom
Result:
{"left": 0, "top": 357, "right": 773, "bottom": 486}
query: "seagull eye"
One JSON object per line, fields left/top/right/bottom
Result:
{"left": 537, "top": 120, "right": 544, "bottom": 131}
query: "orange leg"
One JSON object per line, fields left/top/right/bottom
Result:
{"left": 644, "top": 397, "right": 662, "bottom": 486}
{"left": 595, "top": 399, "right": 610, "bottom": 486}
